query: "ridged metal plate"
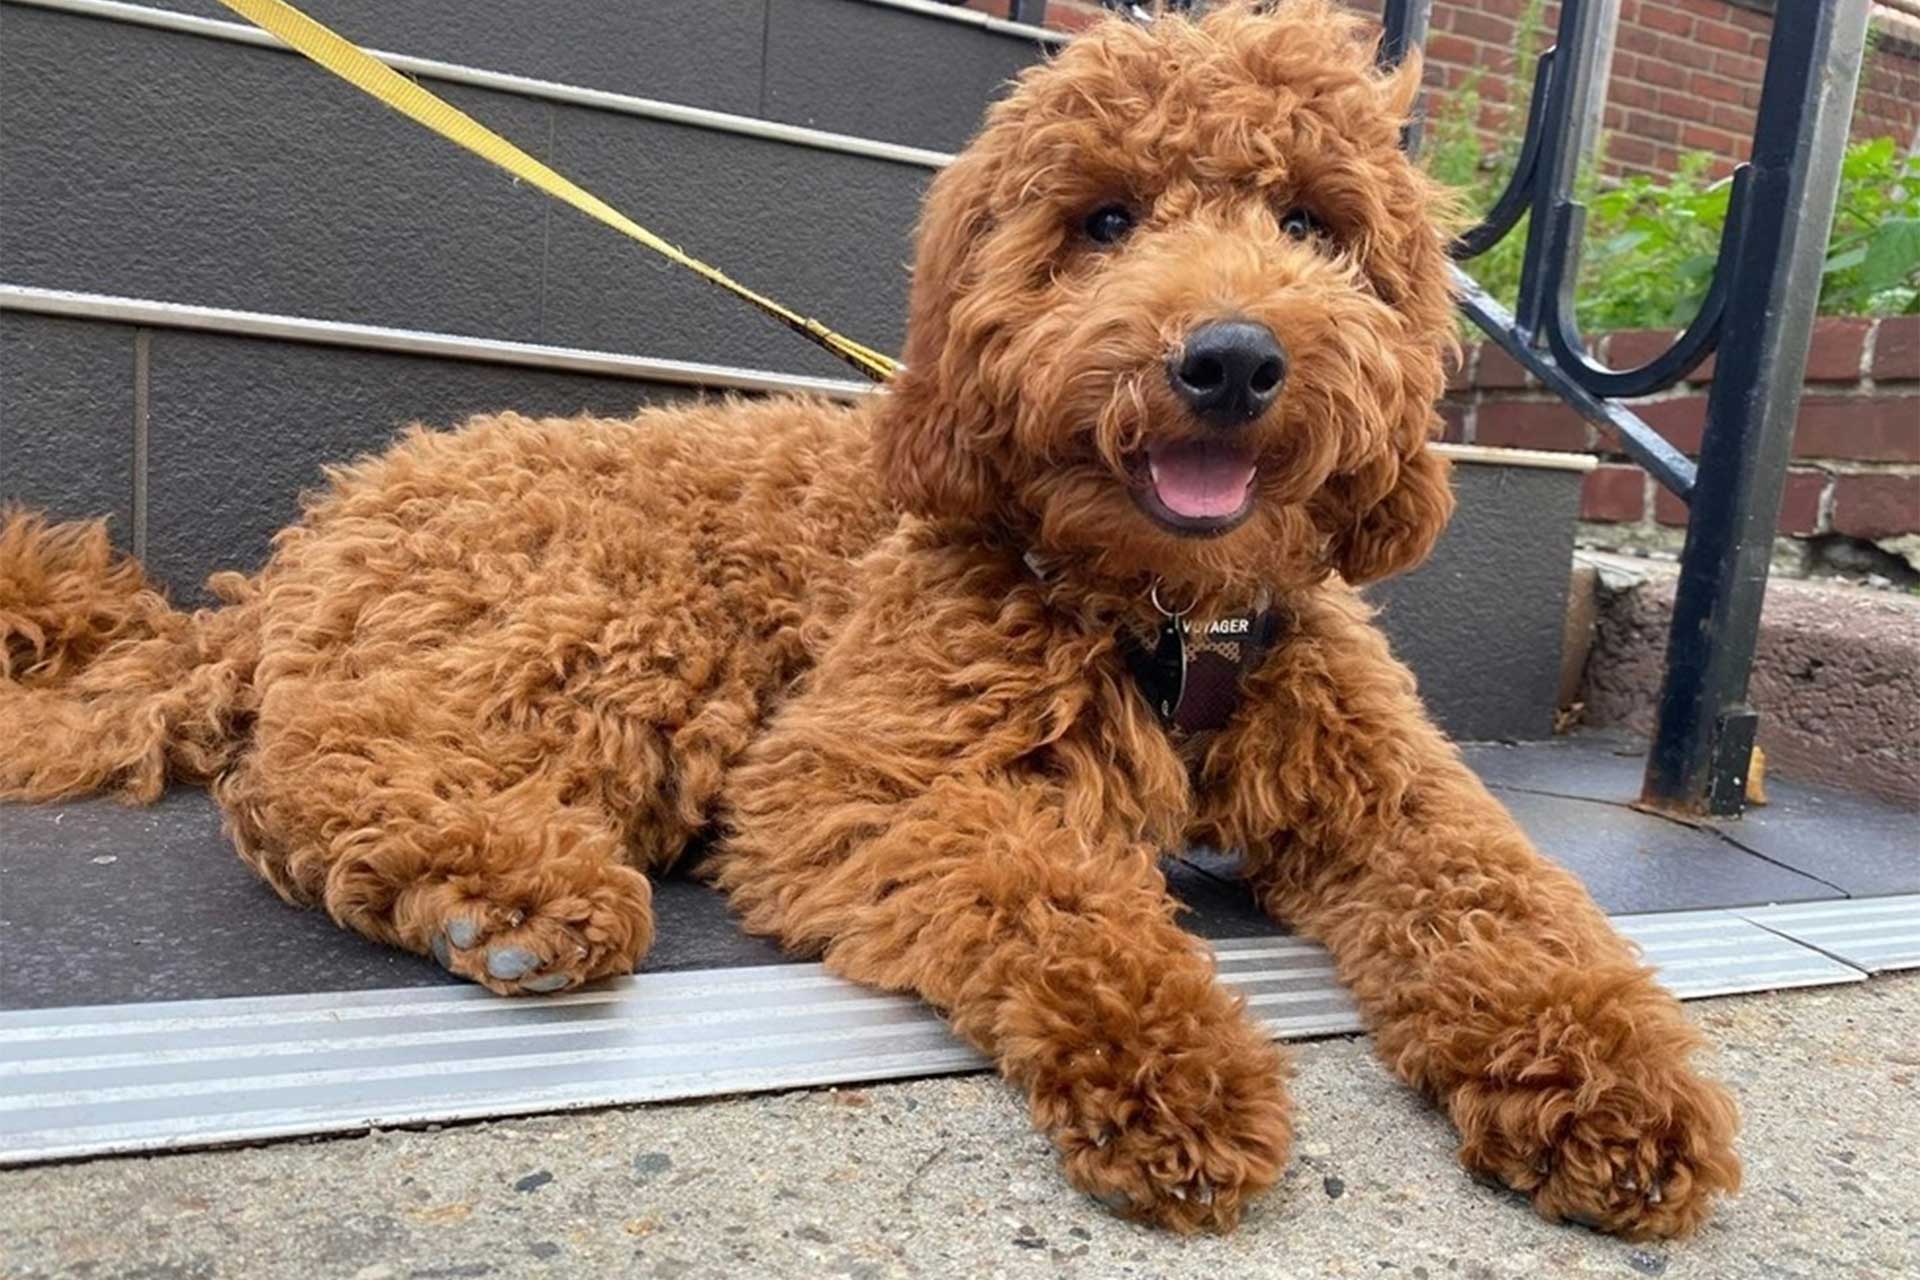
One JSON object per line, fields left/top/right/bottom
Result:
{"left": 0, "top": 908, "right": 1879, "bottom": 1167}
{"left": 1614, "top": 909, "right": 1867, "bottom": 997}
{"left": 1735, "top": 895, "right": 1920, "bottom": 973}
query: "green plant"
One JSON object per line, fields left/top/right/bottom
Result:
{"left": 1424, "top": 28, "right": 1920, "bottom": 328}
{"left": 1821, "top": 137, "right": 1920, "bottom": 316}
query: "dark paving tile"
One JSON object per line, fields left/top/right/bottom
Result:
{"left": 0, "top": 790, "right": 456, "bottom": 1010}
{"left": 0, "top": 315, "right": 138, "bottom": 542}
{"left": 1463, "top": 732, "right": 1920, "bottom": 898}
{"left": 0, "top": 791, "right": 789, "bottom": 1010}
{"left": 1165, "top": 855, "right": 1289, "bottom": 940}
{"left": 1169, "top": 798, "right": 1838, "bottom": 919}
{"left": 1460, "top": 730, "right": 1654, "bottom": 803}
{"left": 5, "top": 728, "right": 1890, "bottom": 1011}
{"left": 1495, "top": 789, "right": 1838, "bottom": 912}
{"left": 1715, "top": 786, "right": 1920, "bottom": 899}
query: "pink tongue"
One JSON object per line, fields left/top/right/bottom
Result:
{"left": 1148, "top": 441, "right": 1256, "bottom": 518}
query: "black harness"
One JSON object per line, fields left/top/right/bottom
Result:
{"left": 1117, "top": 594, "right": 1282, "bottom": 738}
{"left": 1023, "top": 553, "right": 1281, "bottom": 739}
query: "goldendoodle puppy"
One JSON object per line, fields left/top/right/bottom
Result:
{"left": 0, "top": 1, "right": 1737, "bottom": 1239}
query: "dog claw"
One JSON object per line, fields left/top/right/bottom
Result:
{"left": 520, "top": 972, "right": 570, "bottom": 993}
{"left": 486, "top": 946, "right": 541, "bottom": 980}
{"left": 445, "top": 919, "right": 480, "bottom": 949}
{"left": 1647, "top": 1183, "right": 1664, "bottom": 1205}
{"left": 1195, "top": 1180, "right": 1214, "bottom": 1205}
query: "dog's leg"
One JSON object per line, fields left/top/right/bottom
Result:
{"left": 710, "top": 540, "right": 1294, "bottom": 1232}
{"left": 1212, "top": 593, "right": 1740, "bottom": 1239}
{"left": 217, "top": 725, "right": 653, "bottom": 997}
{"left": 719, "top": 774, "right": 1291, "bottom": 1232}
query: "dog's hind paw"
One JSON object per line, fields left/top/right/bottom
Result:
{"left": 408, "top": 858, "right": 653, "bottom": 996}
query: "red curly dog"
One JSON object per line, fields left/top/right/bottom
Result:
{"left": 0, "top": 1, "right": 1737, "bottom": 1239}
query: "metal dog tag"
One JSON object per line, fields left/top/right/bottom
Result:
{"left": 1124, "top": 616, "right": 1188, "bottom": 724}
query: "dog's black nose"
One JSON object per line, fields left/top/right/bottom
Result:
{"left": 1168, "top": 322, "right": 1288, "bottom": 427}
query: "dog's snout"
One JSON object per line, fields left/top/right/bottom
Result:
{"left": 1167, "top": 322, "right": 1288, "bottom": 427}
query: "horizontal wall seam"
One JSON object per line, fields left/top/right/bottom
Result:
{"left": 0, "top": 284, "right": 878, "bottom": 399}
{"left": 2, "top": 285, "right": 1600, "bottom": 474}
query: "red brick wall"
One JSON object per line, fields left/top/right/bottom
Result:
{"left": 988, "top": 1, "right": 1920, "bottom": 180}
{"left": 1441, "top": 315, "right": 1920, "bottom": 550}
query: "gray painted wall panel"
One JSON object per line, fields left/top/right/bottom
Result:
{"left": 139, "top": 0, "right": 1045, "bottom": 153}
{"left": 1, "top": 8, "right": 550, "bottom": 342}
{"left": 141, "top": 331, "right": 696, "bottom": 597}
{"left": 764, "top": 0, "right": 1044, "bottom": 152}
{"left": 142, "top": 0, "right": 770, "bottom": 115}
{"left": 0, "top": 6, "right": 924, "bottom": 379}
{"left": 540, "top": 102, "right": 922, "bottom": 379}
{"left": 1369, "top": 464, "right": 1579, "bottom": 741}
{"left": 0, "top": 315, "right": 138, "bottom": 543}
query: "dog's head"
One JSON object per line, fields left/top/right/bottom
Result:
{"left": 872, "top": 0, "right": 1457, "bottom": 596}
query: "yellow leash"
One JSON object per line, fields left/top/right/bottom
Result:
{"left": 215, "top": 0, "right": 900, "bottom": 383}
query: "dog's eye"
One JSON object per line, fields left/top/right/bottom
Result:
{"left": 1279, "top": 207, "right": 1328, "bottom": 241}
{"left": 1083, "top": 204, "right": 1137, "bottom": 246}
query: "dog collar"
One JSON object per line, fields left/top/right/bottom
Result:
{"left": 1021, "top": 553, "right": 1280, "bottom": 737}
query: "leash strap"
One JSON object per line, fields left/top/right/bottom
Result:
{"left": 215, "top": 0, "right": 901, "bottom": 384}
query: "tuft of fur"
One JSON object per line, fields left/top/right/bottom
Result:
{"left": 0, "top": 1, "right": 1736, "bottom": 1239}
{"left": 0, "top": 508, "right": 258, "bottom": 800}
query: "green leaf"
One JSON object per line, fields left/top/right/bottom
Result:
{"left": 1861, "top": 220, "right": 1920, "bottom": 292}
{"left": 1824, "top": 246, "right": 1867, "bottom": 275}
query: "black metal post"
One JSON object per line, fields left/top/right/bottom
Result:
{"left": 1376, "top": 0, "right": 1433, "bottom": 149}
{"left": 1512, "top": 0, "right": 1613, "bottom": 341}
{"left": 1640, "top": 0, "right": 1870, "bottom": 817}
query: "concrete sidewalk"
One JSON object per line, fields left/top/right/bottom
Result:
{"left": 3, "top": 976, "right": 1914, "bottom": 1280}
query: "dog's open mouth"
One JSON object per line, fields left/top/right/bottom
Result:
{"left": 1131, "top": 439, "right": 1258, "bottom": 536}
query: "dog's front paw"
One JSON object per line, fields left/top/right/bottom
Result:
{"left": 1032, "top": 1023, "right": 1292, "bottom": 1233}
{"left": 1454, "top": 1045, "right": 1741, "bottom": 1239}
{"left": 405, "top": 857, "right": 653, "bottom": 995}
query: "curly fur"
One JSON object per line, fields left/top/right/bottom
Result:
{"left": 0, "top": 1, "right": 1736, "bottom": 1239}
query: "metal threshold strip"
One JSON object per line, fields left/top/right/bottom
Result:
{"left": 2, "top": 903, "right": 1900, "bottom": 1167}
{"left": 1733, "top": 895, "right": 1920, "bottom": 973}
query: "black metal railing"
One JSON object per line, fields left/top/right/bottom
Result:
{"left": 1380, "top": 0, "right": 1871, "bottom": 816}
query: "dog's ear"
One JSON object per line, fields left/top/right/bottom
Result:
{"left": 1320, "top": 425, "right": 1454, "bottom": 585}
{"left": 1378, "top": 49, "right": 1425, "bottom": 121}
{"left": 870, "top": 152, "right": 999, "bottom": 520}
